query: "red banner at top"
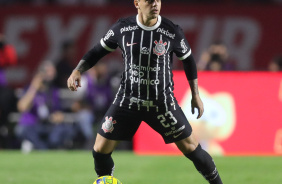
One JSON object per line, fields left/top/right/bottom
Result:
{"left": 0, "top": 5, "right": 282, "bottom": 83}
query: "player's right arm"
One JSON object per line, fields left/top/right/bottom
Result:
{"left": 67, "top": 19, "right": 121, "bottom": 91}
{"left": 67, "top": 44, "right": 111, "bottom": 91}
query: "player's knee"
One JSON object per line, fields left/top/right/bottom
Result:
{"left": 93, "top": 134, "right": 118, "bottom": 154}
{"left": 93, "top": 144, "right": 101, "bottom": 153}
{"left": 175, "top": 136, "right": 199, "bottom": 154}
{"left": 93, "top": 143, "right": 115, "bottom": 154}
{"left": 92, "top": 141, "right": 112, "bottom": 155}
{"left": 178, "top": 142, "right": 198, "bottom": 154}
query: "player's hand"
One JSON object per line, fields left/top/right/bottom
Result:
{"left": 67, "top": 70, "right": 81, "bottom": 91}
{"left": 191, "top": 94, "right": 204, "bottom": 119}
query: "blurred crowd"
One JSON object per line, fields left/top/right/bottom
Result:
{"left": 0, "top": 34, "right": 122, "bottom": 151}
{"left": 1, "top": 0, "right": 282, "bottom": 5}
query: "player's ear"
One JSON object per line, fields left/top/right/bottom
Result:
{"left": 134, "top": 0, "right": 140, "bottom": 9}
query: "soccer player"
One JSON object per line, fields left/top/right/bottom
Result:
{"left": 67, "top": 0, "right": 223, "bottom": 183}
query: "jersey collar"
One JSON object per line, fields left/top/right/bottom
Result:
{"left": 136, "top": 15, "right": 161, "bottom": 31}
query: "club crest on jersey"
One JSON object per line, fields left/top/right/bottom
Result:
{"left": 102, "top": 116, "right": 117, "bottom": 133}
{"left": 153, "top": 38, "right": 167, "bottom": 56}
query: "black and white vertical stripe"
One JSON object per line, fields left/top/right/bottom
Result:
{"left": 105, "top": 15, "right": 190, "bottom": 111}
{"left": 165, "top": 42, "right": 176, "bottom": 110}
{"left": 146, "top": 31, "right": 153, "bottom": 101}
{"left": 120, "top": 36, "right": 127, "bottom": 107}
{"left": 137, "top": 31, "right": 144, "bottom": 110}
{"left": 129, "top": 31, "right": 135, "bottom": 109}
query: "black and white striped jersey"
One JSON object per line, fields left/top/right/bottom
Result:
{"left": 100, "top": 15, "right": 192, "bottom": 112}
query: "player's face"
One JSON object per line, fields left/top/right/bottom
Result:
{"left": 136, "top": 0, "right": 161, "bottom": 19}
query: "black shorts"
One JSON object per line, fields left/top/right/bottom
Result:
{"left": 98, "top": 104, "right": 192, "bottom": 144}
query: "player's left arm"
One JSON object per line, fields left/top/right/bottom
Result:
{"left": 173, "top": 25, "right": 204, "bottom": 119}
{"left": 183, "top": 55, "right": 204, "bottom": 119}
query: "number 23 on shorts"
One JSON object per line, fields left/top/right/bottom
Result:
{"left": 157, "top": 111, "right": 178, "bottom": 128}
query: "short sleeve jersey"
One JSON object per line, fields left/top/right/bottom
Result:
{"left": 100, "top": 15, "right": 192, "bottom": 112}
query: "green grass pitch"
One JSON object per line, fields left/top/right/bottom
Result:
{"left": 0, "top": 151, "right": 281, "bottom": 184}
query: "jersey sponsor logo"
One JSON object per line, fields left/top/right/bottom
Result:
{"left": 130, "top": 76, "right": 160, "bottom": 85}
{"left": 102, "top": 116, "right": 117, "bottom": 133}
{"left": 126, "top": 42, "right": 137, "bottom": 47}
{"left": 129, "top": 63, "right": 161, "bottom": 85}
{"left": 156, "top": 28, "right": 175, "bottom": 39}
{"left": 129, "top": 63, "right": 160, "bottom": 72}
{"left": 180, "top": 39, "right": 188, "bottom": 53}
{"left": 141, "top": 47, "right": 150, "bottom": 55}
{"left": 130, "top": 97, "right": 157, "bottom": 108}
{"left": 164, "top": 125, "right": 185, "bottom": 136}
{"left": 153, "top": 38, "right": 167, "bottom": 56}
{"left": 130, "top": 69, "right": 145, "bottom": 78}
{"left": 104, "top": 30, "right": 114, "bottom": 41}
{"left": 129, "top": 68, "right": 160, "bottom": 85}
{"left": 120, "top": 25, "right": 139, "bottom": 34}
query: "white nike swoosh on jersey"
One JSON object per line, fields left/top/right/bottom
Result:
{"left": 173, "top": 132, "right": 183, "bottom": 138}
{"left": 126, "top": 42, "right": 137, "bottom": 47}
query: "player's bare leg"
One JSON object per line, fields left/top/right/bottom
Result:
{"left": 175, "top": 132, "right": 199, "bottom": 153}
{"left": 94, "top": 134, "right": 120, "bottom": 154}
{"left": 175, "top": 133, "right": 223, "bottom": 184}
{"left": 92, "top": 134, "right": 120, "bottom": 177}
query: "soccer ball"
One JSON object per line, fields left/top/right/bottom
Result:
{"left": 93, "top": 176, "right": 122, "bottom": 184}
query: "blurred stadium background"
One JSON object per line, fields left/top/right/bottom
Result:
{"left": 0, "top": 0, "right": 282, "bottom": 183}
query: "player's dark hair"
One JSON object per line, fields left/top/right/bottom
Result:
{"left": 145, "top": 0, "right": 158, "bottom": 4}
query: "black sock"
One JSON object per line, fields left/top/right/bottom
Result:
{"left": 184, "top": 144, "right": 223, "bottom": 184}
{"left": 92, "top": 150, "right": 115, "bottom": 177}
